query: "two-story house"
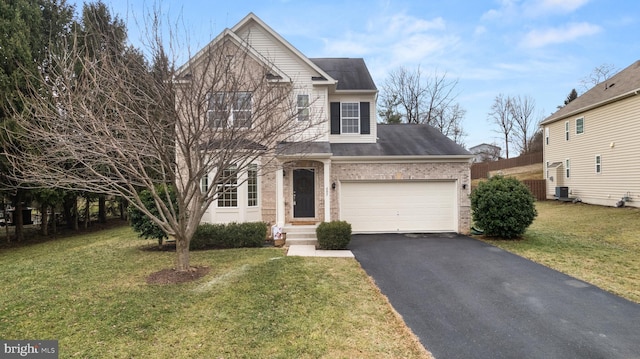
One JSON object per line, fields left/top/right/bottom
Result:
{"left": 177, "top": 13, "right": 472, "bottom": 236}
{"left": 541, "top": 59, "right": 640, "bottom": 207}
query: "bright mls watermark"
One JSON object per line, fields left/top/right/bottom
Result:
{"left": 1, "top": 340, "right": 58, "bottom": 358}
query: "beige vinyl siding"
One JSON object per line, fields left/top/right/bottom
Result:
{"left": 544, "top": 95, "right": 640, "bottom": 207}
{"left": 236, "top": 24, "right": 329, "bottom": 142}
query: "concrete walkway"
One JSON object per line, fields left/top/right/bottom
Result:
{"left": 286, "top": 244, "right": 354, "bottom": 258}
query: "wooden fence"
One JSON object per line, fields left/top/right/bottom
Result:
{"left": 471, "top": 152, "right": 543, "bottom": 179}
{"left": 522, "top": 179, "right": 547, "bottom": 201}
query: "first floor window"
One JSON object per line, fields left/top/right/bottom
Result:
{"left": 595, "top": 155, "right": 601, "bottom": 174}
{"left": 341, "top": 102, "right": 360, "bottom": 133}
{"left": 297, "top": 94, "right": 309, "bottom": 121}
{"left": 247, "top": 164, "right": 258, "bottom": 206}
{"left": 217, "top": 165, "right": 238, "bottom": 207}
{"left": 565, "top": 159, "right": 571, "bottom": 178}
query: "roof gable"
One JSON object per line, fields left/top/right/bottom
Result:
{"left": 175, "top": 13, "right": 335, "bottom": 84}
{"left": 542, "top": 60, "right": 640, "bottom": 124}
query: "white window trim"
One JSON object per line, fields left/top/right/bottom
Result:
{"left": 297, "top": 94, "right": 310, "bottom": 121}
{"left": 341, "top": 102, "right": 360, "bottom": 134}
{"left": 207, "top": 92, "right": 253, "bottom": 128}
{"left": 576, "top": 117, "right": 584, "bottom": 135}
{"left": 545, "top": 127, "right": 549, "bottom": 145}
{"left": 247, "top": 164, "right": 258, "bottom": 207}
{"left": 200, "top": 174, "right": 209, "bottom": 193}
{"left": 565, "top": 121, "right": 570, "bottom": 141}
{"left": 565, "top": 158, "right": 571, "bottom": 179}
{"left": 217, "top": 165, "right": 238, "bottom": 208}
{"left": 595, "top": 155, "right": 601, "bottom": 174}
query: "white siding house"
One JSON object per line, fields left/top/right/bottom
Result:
{"left": 541, "top": 60, "right": 640, "bottom": 207}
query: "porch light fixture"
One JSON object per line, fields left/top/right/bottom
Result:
{"left": 332, "top": 182, "right": 336, "bottom": 190}
{"left": 462, "top": 184, "right": 467, "bottom": 190}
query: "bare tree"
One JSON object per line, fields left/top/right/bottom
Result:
{"left": 378, "top": 66, "right": 466, "bottom": 144}
{"left": 579, "top": 63, "right": 619, "bottom": 92}
{"left": 509, "top": 95, "right": 538, "bottom": 155}
{"left": 4, "top": 20, "right": 320, "bottom": 271}
{"left": 488, "top": 94, "right": 513, "bottom": 159}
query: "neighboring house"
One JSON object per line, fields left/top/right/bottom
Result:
{"left": 541, "top": 59, "right": 640, "bottom": 207}
{"left": 178, "top": 13, "right": 472, "bottom": 234}
{"left": 469, "top": 143, "right": 501, "bottom": 163}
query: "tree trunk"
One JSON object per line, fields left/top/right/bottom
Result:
{"left": 83, "top": 196, "right": 90, "bottom": 229}
{"left": 14, "top": 191, "right": 24, "bottom": 242}
{"left": 51, "top": 205, "right": 57, "bottom": 237}
{"left": 98, "top": 196, "right": 106, "bottom": 223}
{"left": 40, "top": 203, "right": 49, "bottom": 236}
{"left": 175, "top": 237, "right": 191, "bottom": 272}
{"left": 72, "top": 199, "right": 79, "bottom": 231}
{"left": 119, "top": 198, "right": 128, "bottom": 220}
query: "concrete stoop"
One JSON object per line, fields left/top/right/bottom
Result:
{"left": 283, "top": 224, "right": 317, "bottom": 246}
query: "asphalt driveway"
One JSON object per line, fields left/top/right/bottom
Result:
{"left": 349, "top": 233, "right": 640, "bottom": 359}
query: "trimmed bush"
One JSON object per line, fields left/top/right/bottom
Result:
{"left": 190, "top": 222, "right": 267, "bottom": 250}
{"left": 316, "top": 221, "right": 352, "bottom": 249}
{"left": 470, "top": 175, "right": 537, "bottom": 239}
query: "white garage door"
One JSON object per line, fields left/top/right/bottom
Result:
{"left": 340, "top": 181, "right": 457, "bottom": 233}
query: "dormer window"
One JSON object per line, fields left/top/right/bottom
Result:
{"left": 208, "top": 92, "right": 252, "bottom": 128}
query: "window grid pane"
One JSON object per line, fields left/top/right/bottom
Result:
{"left": 341, "top": 103, "right": 359, "bottom": 133}
{"left": 576, "top": 118, "right": 584, "bottom": 134}
{"left": 208, "top": 92, "right": 252, "bottom": 128}
{"left": 248, "top": 164, "right": 258, "bottom": 207}
{"left": 217, "top": 165, "right": 238, "bottom": 207}
{"left": 297, "top": 95, "right": 309, "bottom": 121}
{"left": 595, "top": 155, "right": 601, "bottom": 173}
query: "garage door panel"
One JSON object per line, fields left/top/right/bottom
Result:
{"left": 341, "top": 181, "right": 456, "bottom": 233}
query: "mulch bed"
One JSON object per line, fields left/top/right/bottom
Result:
{"left": 146, "top": 266, "right": 211, "bottom": 285}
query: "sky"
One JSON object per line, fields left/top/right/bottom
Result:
{"left": 71, "top": 0, "right": 640, "bottom": 151}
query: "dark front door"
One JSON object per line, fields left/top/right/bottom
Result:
{"left": 293, "top": 169, "right": 315, "bottom": 218}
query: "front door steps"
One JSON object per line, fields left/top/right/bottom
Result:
{"left": 283, "top": 224, "right": 317, "bottom": 246}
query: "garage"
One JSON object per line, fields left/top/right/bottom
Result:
{"left": 340, "top": 181, "right": 457, "bottom": 233}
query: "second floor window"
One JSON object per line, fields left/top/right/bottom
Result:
{"left": 208, "top": 92, "right": 252, "bottom": 128}
{"left": 297, "top": 94, "right": 309, "bottom": 121}
{"left": 565, "top": 121, "right": 570, "bottom": 141}
{"left": 576, "top": 117, "right": 584, "bottom": 134}
{"left": 341, "top": 102, "right": 360, "bottom": 134}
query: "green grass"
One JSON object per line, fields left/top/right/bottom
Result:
{"left": 0, "top": 226, "right": 430, "bottom": 358}
{"left": 481, "top": 201, "right": 640, "bottom": 303}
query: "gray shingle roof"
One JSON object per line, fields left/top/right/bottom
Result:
{"left": 331, "top": 124, "right": 471, "bottom": 157}
{"left": 309, "top": 58, "right": 377, "bottom": 91}
{"left": 542, "top": 60, "right": 640, "bottom": 124}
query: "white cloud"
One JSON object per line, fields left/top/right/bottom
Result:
{"left": 483, "top": 0, "right": 590, "bottom": 20}
{"left": 520, "top": 22, "right": 601, "bottom": 48}
{"left": 526, "top": 0, "right": 590, "bottom": 15}
{"left": 320, "top": 12, "right": 456, "bottom": 66}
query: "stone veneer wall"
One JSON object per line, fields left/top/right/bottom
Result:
{"left": 329, "top": 161, "right": 471, "bottom": 233}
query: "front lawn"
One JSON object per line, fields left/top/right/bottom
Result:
{"left": 481, "top": 201, "right": 640, "bottom": 303}
{"left": 0, "top": 226, "right": 431, "bottom": 358}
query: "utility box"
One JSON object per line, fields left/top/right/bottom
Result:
{"left": 555, "top": 186, "right": 569, "bottom": 198}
